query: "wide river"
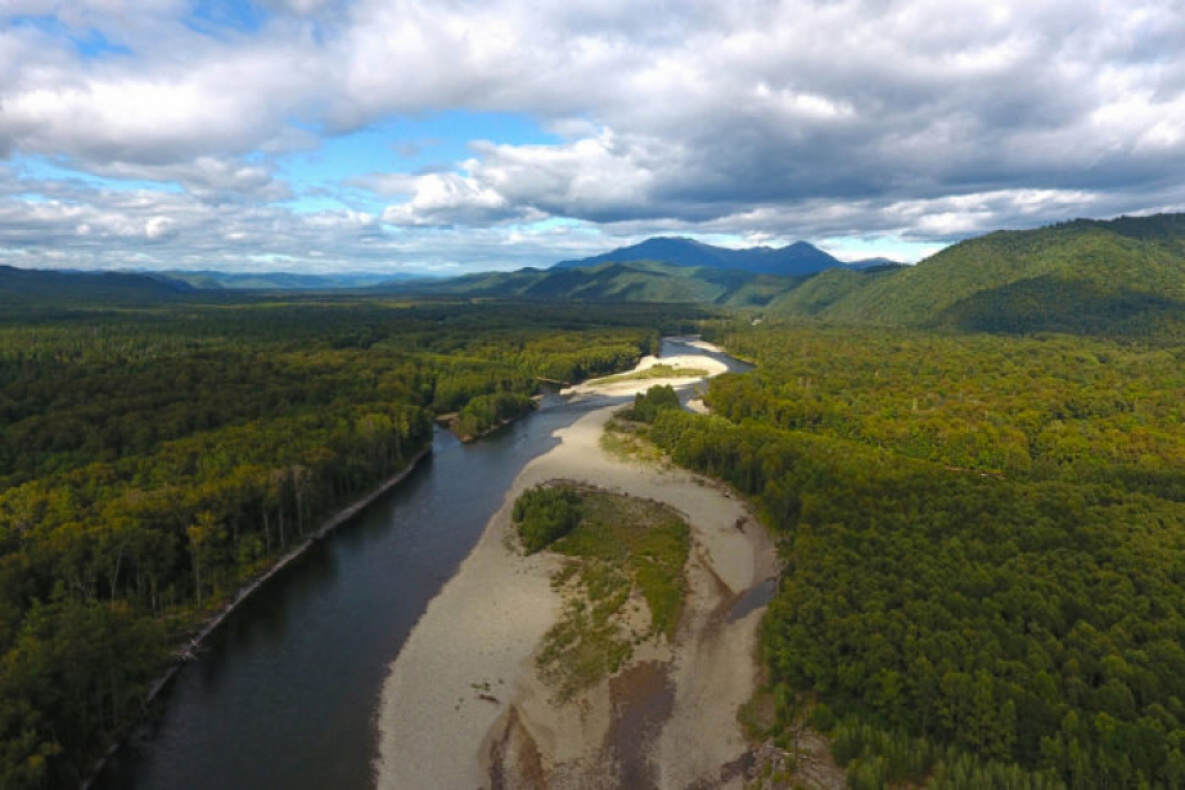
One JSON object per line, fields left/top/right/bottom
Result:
{"left": 94, "top": 339, "right": 750, "bottom": 790}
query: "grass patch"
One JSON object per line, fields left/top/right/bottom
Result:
{"left": 599, "top": 418, "right": 666, "bottom": 464}
{"left": 589, "top": 363, "right": 707, "bottom": 385}
{"left": 532, "top": 485, "right": 690, "bottom": 701}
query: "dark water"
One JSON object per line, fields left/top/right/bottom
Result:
{"left": 94, "top": 339, "right": 749, "bottom": 790}
{"left": 727, "top": 576, "right": 778, "bottom": 623}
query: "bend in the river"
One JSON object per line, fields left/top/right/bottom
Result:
{"left": 94, "top": 338, "right": 751, "bottom": 790}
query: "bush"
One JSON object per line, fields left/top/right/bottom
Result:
{"left": 513, "top": 485, "right": 582, "bottom": 553}
{"left": 623, "top": 384, "right": 681, "bottom": 423}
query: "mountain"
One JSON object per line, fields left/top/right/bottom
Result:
{"left": 773, "top": 214, "right": 1185, "bottom": 339}
{"left": 0, "top": 265, "right": 192, "bottom": 304}
{"left": 765, "top": 264, "right": 906, "bottom": 316}
{"left": 376, "top": 259, "right": 804, "bottom": 306}
{"left": 552, "top": 237, "right": 886, "bottom": 276}
{"left": 148, "top": 270, "right": 410, "bottom": 290}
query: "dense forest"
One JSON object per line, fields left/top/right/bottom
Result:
{"left": 636, "top": 320, "right": 1185, "bottom": 787}
{"left": 0, "top": 292, "right": 702, "bottom": 788}
{"left": 5, "top": 210, "right": 1184, "bottom": 789}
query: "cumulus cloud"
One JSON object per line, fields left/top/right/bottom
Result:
{"left": 144, "top": 215, "right": 175, "bottom": 240}
{"left": 381, "top": 171, "right": 520, "bottom": 226}
{"left": 91, "top": 157, "right": 293, "bottom": 203}
{"left": 2, "top": 0, "right": 1185, "bottom": 271}
{"left": 342, "top": 0, "right": 1185, "bottom": 241}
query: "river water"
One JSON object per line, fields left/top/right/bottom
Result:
{"left": 94, "top": 339, "right": 749, "bottom": 790}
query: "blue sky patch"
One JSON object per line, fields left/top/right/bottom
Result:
{"left": 277, "top": 111, "right": 561, "bottom": 213}
{"left": 9, "top": 14, "right": 133, "bottom": 59}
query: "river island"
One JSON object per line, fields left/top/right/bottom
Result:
{"left": 376, "top": 339, "right": 779, "bottom": 788}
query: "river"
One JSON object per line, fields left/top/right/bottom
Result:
{"left": 93, "top": 339, "right": 750, "bottom": 790}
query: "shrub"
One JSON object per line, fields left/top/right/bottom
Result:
{"left": 513, "top": 485, "right": 582, "bottom": 553}
{"left": 623, "top": 384, "right": 681, "bottom": 423}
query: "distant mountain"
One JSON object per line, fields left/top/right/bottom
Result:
{"left": 376, "top": 259, "right": 804, "bottom": 306}
{"left": 149, "top": 270, "right": 409, "bottom": 290}
{"left": 552, "top": 237, "right": 888, "bottom": 276}
{"left": 772, "top": 214, "right": 1185, "bottom": 339}
{"left": 0, "top": 265, "right": 192, "bottom": 303}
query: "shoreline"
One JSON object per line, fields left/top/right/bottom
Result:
{"left": 376, "top": 342, "right": 776, "bottom": 789}
{"left": 84, "top": 445, "right": 431, "bottom": 788}
{"left": 181, "top": 444, "right": 434, "bottom": 660}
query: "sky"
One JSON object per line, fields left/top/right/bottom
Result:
{"left": 1, "top": 0, "right": 1183, "bottom": 275}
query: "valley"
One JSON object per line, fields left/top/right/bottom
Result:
{"left": 0, "top": 212, "right": 1182, "bottom": 789}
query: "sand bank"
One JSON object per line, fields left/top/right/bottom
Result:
{"left": 375, "top": 351, "right": 775, "bottom": 789}
{"left": 560, "top": 351, "right": 729, "bottom": 399}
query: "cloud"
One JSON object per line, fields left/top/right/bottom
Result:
{"left": 90, "top": 157, "right": 293, "bottom": 203}
{"left": 346, "top": 0, "right": 1185, "bottom": 240}
{"left": 381, "top": 129, "right": 667, "bottom": 226}
{"left": 380, "top": 171, "right": 520, "bottom": 226}
{"left": 2, "top": 0, "right": 1185, "bottom": 272}
{"left": 143, "top": 215, "right": 172, "bottom": 240}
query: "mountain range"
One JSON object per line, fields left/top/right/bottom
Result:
{"left": 0, "top": 265, "right": 192, "bottom": 304}
{"left": 147, "top": 270, "right": 407, "bottom": 290}
{"left": 380, "top": 259, "right": 806, "bottom": 306}
{"left": 551, "top": 236, "right": 892, "bottom": 275}
{"left": 5, "top": 215, "right": 1183, "bottom": 340}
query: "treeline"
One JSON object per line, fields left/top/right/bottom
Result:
{"left": 642, "top": 321, "right": 1185, "bottom": 787}
{"left": 0, "top": 295, "right": 699, "bottom": 787}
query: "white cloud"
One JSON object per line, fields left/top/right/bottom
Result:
{"left": 2, "top": 0, "right": 1185, "bottom": 271}
{"left": 92, "top": 157, "right": 292, "bottom": 203}
{"left": 144, "top": 215, "right": 174, "bottom": 240}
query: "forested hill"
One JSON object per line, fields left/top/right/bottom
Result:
{"left": 0, "top": 265, "right": 192, "bottom": 303}
{"left": 148, "top": 271, "right": 402, "bottom": 290}
{"left": 772, "top": 213, "right": 1185, "bottom": 338}
{"left": 10, "top": 214, "right": 1184, "bottom": 342}
{"left": 376, "top": 214, "right": 1185, "bottom": 341}
{"left": 551, "top": 236, "right": 885, "bottom": 276}
{"left": 376, "top": 259, "right": 801, "bottom": 306}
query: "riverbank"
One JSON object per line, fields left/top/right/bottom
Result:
{"left": 85, "top": 446, "right": 432, "bottom": 788}
{"left": 182, "top": 445, "right": 434, "bottom": 659}
{"left": 376, "top": 343, "right": 776, "bottom": 788}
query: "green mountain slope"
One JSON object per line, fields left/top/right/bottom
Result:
{"left": 778, "top": 214, "right": 1185, "bottom": 338}
{"left": 379, "top": 259, "right": 802, "bottom": 306}
{"left": 150, "top": 270, "right": 402, "bottom": 290}
{"left": 551, "top": 236, "right": 853, "bottom": 275}
{"left": 766, "top": 265, "right": 904, "bottom": 316}
{"left": 0, "top": 265, "right": 192, "bottom": 307}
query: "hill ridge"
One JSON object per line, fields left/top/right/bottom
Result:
{"left": 774, "top": 213, "right": 1185, "bottom": 340}
{"left": 552, "top": 236, "right": 886, "bottom": 276}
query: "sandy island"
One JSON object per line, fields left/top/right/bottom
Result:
{"left": 375, "top": 340, "right": 778, "bottom": 789}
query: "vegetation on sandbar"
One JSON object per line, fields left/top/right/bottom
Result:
{"left": 513, "top": 484, "right": 690, "bottom": 701}
{"left": 587, "top": 363, "right": 707, "bottom": 385}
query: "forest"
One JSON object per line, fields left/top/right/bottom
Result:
{"left": 4, "top": 270, "right": 1184, "bottom": 789}
{"left": 635, "top": 320, "right": 1185, "bottom": 788}
{"left": 0, "top": 292, "right": 702, "bottom": 788}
